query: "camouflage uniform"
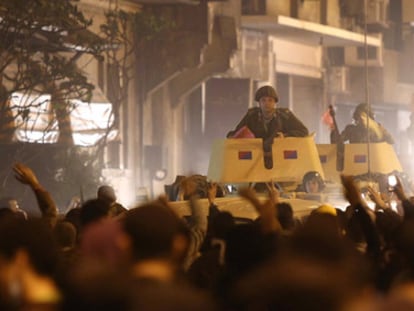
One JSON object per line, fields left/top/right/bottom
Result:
{"left": 331, "top": 122, "right": 394, "bottom": 144}
{"left": 227, "top": 107, "right": 309, "bottom": 140}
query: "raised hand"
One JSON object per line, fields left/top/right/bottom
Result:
{"left": 265, "top": 179, "right": 280, "bottom": 206}
{"left": 13, "top": 162, "right": 57, "bottom": 225}
{"left": 366, "top": 186, "right": 387, "bottom": 210}
{"left": 340, "top": 174, "right": 363, "bottom": 207}
{"left": 13, "top": 162, "right": 41, "bottom": 189}
{"left": 393, "top": 175, "right": 407, "bottom": 202}
{"left": 239, "top": 186, "right": 281, "bottom": 234}
{"left": 207, "top": 182, "right": 217, "bottom": 206}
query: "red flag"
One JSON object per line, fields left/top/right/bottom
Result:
{"left": 321, "top": 109, "right": 334, "bottom": 130}
{"left": 231, "top": 126, "right": 255, "bottom": 138}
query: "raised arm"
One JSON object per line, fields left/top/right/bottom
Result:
{"left": 392, "top": 176, "right": 414, "bottom": 220}
{"left": 226, "top": 108, "right": 257, "bottom": 138}
{"left": 366, "top": 186, "right": 388, "bottom": 211}
{"left": 341, "top": 175, "right": 381, "bottom": 259}
{"left": 239, "top": 184, "right": 282, "bottom": 235}
{"left": 379, "top": 124, "right": 394, "bottom": 144}
{"left": 13, "top": 162, "right": 58, "bottom": 226}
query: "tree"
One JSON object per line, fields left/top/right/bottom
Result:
{"left": 99, "top": 2, "right": 173, "bottom": 132}
{"left": 0, "top": 0, "right": 177, "bottom": 210}
{"left": 0, "top": 0, "right": 110, "bottom": 211}
{"left": 0, "top": 0, "right": 105, "bottom": 145}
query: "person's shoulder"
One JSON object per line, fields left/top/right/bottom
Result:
{"left": 245, "top": 107, "right": 261, "bottom": 116}
{"left": 344, "top": 123, "right": 357, "bottom": 130}
{"left": 247, "top": 107, "right": 261, "bottom": 113}
{"left": 110, "top": 202, "right": 128, "bottom": 216}
{"left": 341, "top": 123, "right": 358, "bottom": 135}
{"left": 276, "top": 107, "right": 293, "bottom": 119}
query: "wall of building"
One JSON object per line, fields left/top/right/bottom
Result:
{"left": 291, "top": 76, "right": 325, "bottom": 142}
{"left": 402, "top": 0, "right": 414, "bottom": 23}
{"left": 266, "top": 0, "right": 290, "bottom": 16}
{"left": 271, "top": 37, "right": 323, "bottom": 79}
{"left": 238, "top": 30, "right": 269, "bottom": 81}
{"left": 298, "top": 0, "right": 321, "bottom": 23}
{"left": 76, "top": 0, "right": 414, "bottom": 201}
{"left": 78, "top": 0, "right": 141, "bottom": 206}
{"left": 326, "top": 0, "right": 341, "bottom": 27}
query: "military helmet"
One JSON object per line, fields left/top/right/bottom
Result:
{"left": 255, "top": 85, "right": 279, "bottom": 102}
{"left": 302, "top": 171, "right": 325, "bottom": 193}
{"left": 353, "top": 103, "right": 374, "bottom": 120}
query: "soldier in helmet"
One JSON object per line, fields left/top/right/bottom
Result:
{"left": 227, "top": 85, "right": 309, "bottom": 139}
{"left": 331, "top": 103, "right": 394, "bottom": 144}
{"left": 302, "top": 171, "right": 325, "bottom": 193}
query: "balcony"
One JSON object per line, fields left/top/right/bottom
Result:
{"left": 241, "top": 15, "right": 382, "bottom": 47}
{"left": 134, "top": 0, "right": 199, "bottom": 4}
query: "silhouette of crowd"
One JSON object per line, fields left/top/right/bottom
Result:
{"left": 3, "top": 162, "right": 414, "bottom": 310}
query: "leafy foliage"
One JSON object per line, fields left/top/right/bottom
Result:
{"left": 0, "top": 0, "right": 106, "bottom": 144}
{"left": 51, "top": 146, "right": 104, "bottom": 206}
{"left": 98, "top": 5, "right": 174, "bottom": 142}
{"left": 0, "top": 0, "right": 108, "bottom": 210}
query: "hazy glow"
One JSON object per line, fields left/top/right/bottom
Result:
{"left": 15, "top": 130, "right": 58, "bottom": 144}
{"left": 390, "top": 200, "right": 398, "bottom": 213}
{"left": 10, "top": 92, "right": 117, "bottom": 146}
{"left": 70, "top": 99, "right": 114, "bottom": 130}
{"left": 366, "top": 200, "right": 376, "bottom": 211}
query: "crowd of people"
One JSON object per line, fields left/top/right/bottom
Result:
{"left": 0, "top": 85, "right": 411, "bottom": 310}
{"left": 2, "top": 161, "right": 414, "bottom": 311}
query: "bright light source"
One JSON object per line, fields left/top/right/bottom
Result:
{"left": 10, "top": 92, "right": 117, "bottom": 146}
{"left": 154, "top": 169, "right": 167, "bottom": 181}
{"left": 390, "top": 200, "right": 398, "bottom": 213}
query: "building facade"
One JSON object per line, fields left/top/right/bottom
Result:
{"left": 77, "top": 0, "right": 414, "bottom": 204}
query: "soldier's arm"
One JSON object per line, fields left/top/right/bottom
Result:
{"left": 339, "top": 124, "right": 355, "bottom": 143}
{"left": 226, "top": 108, "right": 257, "bottom": 138}
{"left": 279, "top": 109, "right": 309, "bottom": 137}
{"left": 380, "top": 125, "right": 394, "bottom": 144}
